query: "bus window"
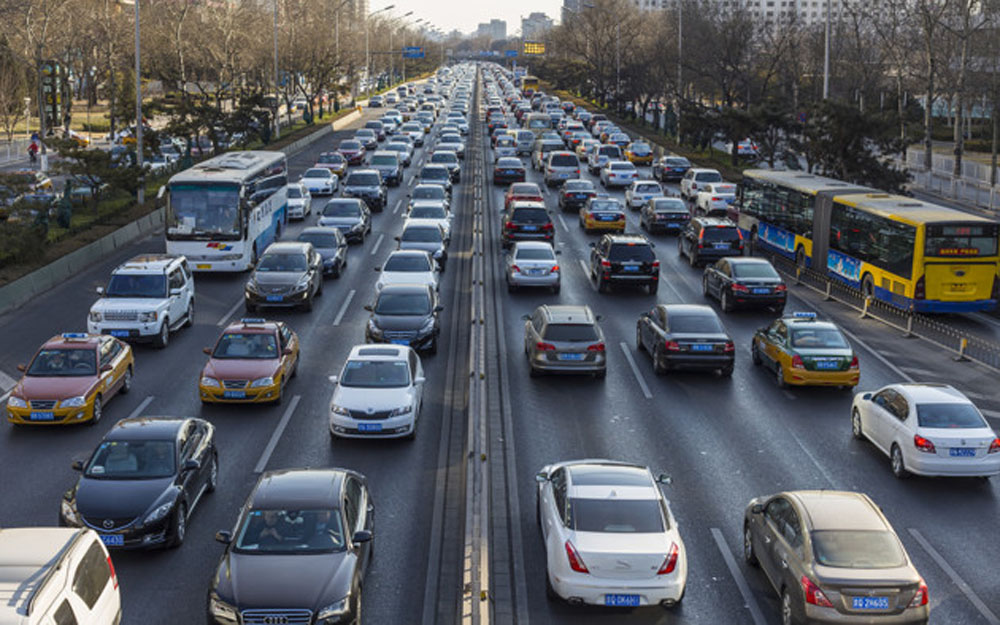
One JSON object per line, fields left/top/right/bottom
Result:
{"left": 829, "top": 204, "right": 915, "bottom": 279}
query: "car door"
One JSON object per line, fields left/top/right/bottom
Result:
{"left": 645, "top": 307, "right": 666, "bottom": 352}
{"left": 541, "top": 467, "right": 568, "bottom": 551}
{"left": 771, "top": 505, "right": 806, "bottom": 599}
{"left": 167, "top": 268, "right": 187, "bottom": 323}
{"left": 277, "top": 324, "right": 298, "bottom": 381}
{"left": 757, "top": 497, "right": 791, "bottom": 589}
{"left": 761, "top": 321, "right": 786, "bottom": 370}
{"left": 706, "top": 260, "right": 724, "bottom": 297}
{"left": 867, "top": 389, "right": 899, "bottom": 453}
{"left": 97, "top": 338, "right": 119, "bottom": 396}
{"left": 344, "top": 477, "right": 372, "bottom": 573}
{"left": 885, "top": 391, "right": 912, "bottom": 454}
{"left": 178, "top": 420, "right": 204, "bottom": 503}
{"left": 409, "top": 350, "right": 424, "bottom": 418}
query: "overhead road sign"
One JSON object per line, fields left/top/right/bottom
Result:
{"left": 402, "top": 46, "right": 425, "bottom": 58}
{"left": 523, "top": 41, "right": 545, "bottom": 55}
{"left": 505, "top": 50, "right": 518, "bottom": 57}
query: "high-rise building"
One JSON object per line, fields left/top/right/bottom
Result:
{"left": 630, "top": 0, "right": 846, "bottom": 25}
{"left": 476, "top": 19, "right": 507, "bottom": 41}
{"left": 522, "top": 12, "right": 554, "bottom": 40}
{"left": 561, "top": 0, "right": 583, "bottom": 24}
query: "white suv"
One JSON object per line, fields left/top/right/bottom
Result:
{"left": 679, "top": 168, "right": 723, "bottom": 200}
{"left": 87, "top": 254, "right": 195, "bottom": 348}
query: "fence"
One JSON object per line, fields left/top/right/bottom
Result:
{"left": 0, "top": 139, "right": 31, "bottom": 167}
{"left": 903, "top": 148, "right": 1000, "bottom": 212}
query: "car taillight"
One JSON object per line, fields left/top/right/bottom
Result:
{"left": 712, "top": 196, "right": 720, "bottom": 202}
{"left": 601, "top": 260, "right": 611, "bottom": 269}
{"left": 505, "top": 222, "right": 515, "bottom": 229}
{"left": 914, "top": 434, "right": 936, "bottom": 454}
{"left": 990, "top": 438, "right": 1000, "bottom": 454}
{"left": 732, "top": 283, "right": 750, "bottom": 293}
{"left": 536, "top": 342, "right": 556, "bottom": 351}
{"left": 657, "top": 542, "right": 679, "bottom": 575}
{"left": 909, "top": 580, "right": 929, "bottom": 607}
{"left": 542, "top": 222, "right": 554, "bottom": 230}
{"left": 551, "top": 265, "right": 560, "bottom": 273}
{"left": 575, "top": 169, "right": 580, "bottom": 174}
{"left": 775, "top": 284, "right": 787, "bottom": 292}
{"left": 651, "top": 260, "right": 660, "bottom": 269}
{"left": 791, "top": 354, "right": 805, "bottom": 369}
{"left": 914, "top": 275, "right": 925, "bottom": 300}
{"left": 665, "top": 340, "right": 681, "bottom": 351}
{"left": 564, "top": 193, "right": 573, "bottom": 200}
{"left": 511, "top": 265, "right": 521, "bottom": 273}
{"left": 801, "top": 576, "right": 833, "bottom": 608}
{"left": 724, "top": 342, "right": 735, "bottom": 353}
{"left": 565, "top": 540, "right": 589, "bottom": 573}
{"left": 107, "top": 555, "right": 118, "bottom": 589}
{"left": 587, "top": 342, "right": 605, "bottom": 352}
{"left": 849, "top": 355, "right": 859, "bottom": 369}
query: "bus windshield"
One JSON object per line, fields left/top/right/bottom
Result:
{"left": 167, "top": 184, "right": 241, "bottom": 239}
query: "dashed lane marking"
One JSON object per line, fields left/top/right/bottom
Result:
{"left": 556, "top": 214, "right": 569, "bottom": 232}
{"left": 216, "top": 298, "right": 243, "bottom": 327}
{"left": 370, "top": 233, "right": 384, "bottom": 256}
{"left": 253, "top": 395, "right": 302, "bottom": 474}
{"left": 126, "top": 396, "right": 155, "bottom": 421}
{"left": 333, "top": 289, "right": 356, "bottom": 326}
{"left": 619, "top": 342, "right": 653, "bottom": 399}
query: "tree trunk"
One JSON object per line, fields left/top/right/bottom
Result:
{"left": 953, "top": 17, "right": 972, "bottom": 179}
{"left": 923, "top": 59, "right": 934, "bottom": 171}
{"left": 991, "top": 102, "right": 998, "bottom": 187}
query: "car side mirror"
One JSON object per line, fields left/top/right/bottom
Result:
{"left": 352, "top": 529, "right": 373, "bottom": 545}
{"left": 862, "top": 393, "right": 872, "bottom": 401}
{"left": 656, "top": 473, "right": 672, "bottom": 485}
{"left": 282, "top": 347, "right": 293, "bottom": 356}
{"left": 595, "top": 315, "right": 603, "bottom": 321}
{"left": 521, "top": 314, "right": 531, "bottom": 321}
{"left": 751, "top": 503, "right": 764, "bottom": 515}
{"left": 215, "top": 530, "right": 232, "bottom": 544}
{"left": 16, "top": 364, "right": 26, "bottom": 372}
{"left": 434, "top": 305, "right": 444, "bottom": 312}
{"left": 203, "top": 347, "right": 212, "bottom": 355}
{"left": 374, "top": 266, "right": 382, "bottom": 272}
{"left": 183, "top": 458, "right": 201, "bottom": 472}
{"left": 363, "top": 305, "right": 373, "bottom": 311}
{"left": 534, "top": 471, "right": 549, "bottom": 483}
{"left": 96, "top": 286, "right": 105, "bottom": 295}
{"left": 394, "top": 236, "right": 400, "bottom": 241}
{"left": 169, "top": 287, "right": 183, "bottom": 296}
{"left": 100, "top": 364, "right": 113, "bottom": 373}
{"left": 71, "top": 460, "right": 84, "bottom": 472}
{"left": 328, "top": 375, "right": 339, "bottom": 384}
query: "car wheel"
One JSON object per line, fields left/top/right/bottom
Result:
{"left": 775, "top": 364, "right": 787, "bottom": 388}
{"left": 153, "top": 319, "right": 170, "bottom": 349}
{"left": 647, "top": 282, "right": 658, "bottom": 295}
{"left": 545, "top": 569, "right": 560, "bottom": 602}
{"left": 781, "top": 588, "right": 796, "bottom": 625}
{"left": 551, "top": 283, "right": 560, "bottom": 295}
{"left": 170, "top": 502, "right": 187, "bottom": 548}
{"left": 851, "top": 409, "right": 864, "bottom": 440}
{"left": 184, "top": 301, "right": 195, "bottom": 327}
{"left": 743, "top": 523, "right": 759, "bottom": 566}
{"left": 88, "top": 395, "right": 103, "bottom": 425}
{"left": 332, "top": 263, "right": 342, "bottom": 279}
{"left": 688, "top": 250, "right": 698, "bottom": 267}
{"left": 121, "top": 366, "right": 133, "bottom": 394}
{"left": 721, "top": 290, "right": 733, "bottom": 313}
{"left": 751, "top": 342, "right": 762, "bottom": 366}
{"left": 891, "top": 444, "right": 909, "bottom": 479}
{"left": 720, "top": 365, "right": 734, "bottom": 377}
{"left": 206, "top": 453, "right": 219, "bottom": 492}
{"left": 427, "top": 337, "right": 438, "bottom": 355}
{"left": 653, "top": 350, "right": 668, "bottom": 375}
{"left": 316, "top": 280, "right": 324, "bottom": 297}
{"left": 529, "top": 364, "right": 541, "bottom": 378}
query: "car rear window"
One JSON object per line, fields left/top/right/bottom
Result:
{"left": 515, "top": 248, "right": 555, "bottom": 260}
{"left": 701, "top": 226, "right": 740, "bottom": 241}
{"left": 652, "top": 199, "right": 687, "bottom": 213}
{"left": 370, "top": 155, "right": 397, "bottom": 166}
{"left": 323, "top": 201, "right": 360, "bottom": 217}
{"left": 915, "top": 402, "right": 988, "bottom": 428}
{"left": 569, "top": 499, "right": 664, "bottom": 533}
{"left": 635, "top": 183, "right": 661, "bottom": 194}
{"left": 608, "top": 244, "right": 654, "bottom": 262}
{"left": 665, "top": 157, "right": 690, "bottom": 167}
{"left": 346, "top": 173, "right": 380, "bottom": 186}
{"left": 543, "top": 323, "right": 599, "bottom": 342}
{"left": 669, "top": 314, "right": 725, "bottom": 334}
{"left": 790, "top": 328, "right": 849, "bottom": 348}
{"left": 511, "top": 207, "right": 549, "bottom": 223}
{"left": 611, "top": 163, "right": 634, "bottom": 171}
{"left": 590, "top": 200, "right": 620, "bottom": 212}
{"left": 564, "top": 181, "right": 593, "bottom": 192}
{"left": 695, "top": 171, "right": 723, "bottom": 183}
{"left": 384, "top": 254, "right": 432, "bottom": 272}
{"left": 550, "top": 154, "right": 578, "bottom": 167}
{"left": 811, "top": 530, "right": 907, "bottom": 569}
{"left": 731, "top": 263, "right": 779, "bottom": 279}
{"left": 287, "top": 187, "right": 303, "bottom": 199}
{"left": 599, "top": 146, "right": 622, "bottom": 157}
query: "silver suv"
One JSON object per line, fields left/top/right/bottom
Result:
{"left": 543, "top": 151, "right": 581, "bottom": 187}
{"left": 522, "top": 305, "right": 606, "bottom": 378}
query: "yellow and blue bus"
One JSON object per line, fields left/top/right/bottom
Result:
{"left": 734, "top": 169, "right": 999, "bottom": 313}
{"left": 518, "top": 75, "right": 539, "bottom": 97}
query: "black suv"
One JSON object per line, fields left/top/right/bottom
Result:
{"left": 342, "top": 169, "right": 387, "bottom": 211}
{"left": 502, "top": 202, "right": 553, "bottom": 248}
{"left": 678, "top": 217, "right": 743, "bottom": 267}
{"left": 589, "top": 234, "right": 659, "bottom": 294}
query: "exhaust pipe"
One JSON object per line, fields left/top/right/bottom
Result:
{"left": 567, "top": 597, "right": 585, "bottom": 606}
{"left": 660, "top": 599, "right": 677, "bottom": 608}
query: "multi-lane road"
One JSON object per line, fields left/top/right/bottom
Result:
{"left": 0, "top": 66, "right": 999, "bottom": 625}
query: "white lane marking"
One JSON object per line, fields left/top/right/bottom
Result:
{"left": 836, "top": 326, "right": 915, "bottom": 383}
{"left": 577, "top": 259, "right": 591, "bottom": 279}
{"left": 0, "top": 370, "right": 16, "bottom": 392}
{"left": 971, "top": 312, "right": 1000, "bottom": 331}
{"left": 899, "top": 365, "right": 939, "bottom": 377}
{"left": 619, "top": 342, "right": 653, "bottom": 399}
{"left": 710, "top": 528, "right": 768, "bottom": 625}
{"left": 370, "top": 233, "right": 384, "bottom": 255}
{"left": 908, "top": 528, "right": 1000, "bottom": 625}
{"left": 216, "top": 298, "right": 243, "bottom": 327}
{"left": 788, "top": 429, "right": 837, "bottom": 487}
{"left": 126, "top": 396, "right": 155, "bottom": 421}
{"left": 254, "top": 394, "right": 302, "bottom": 474}
{"left": 556, "top": 214, "right": 569, "bottom": 232}
{"left": 333, "top": 289, "right": 356, "bottom": 326}
{"left": 393, "top": 198, "right": 402, "bottom": 214}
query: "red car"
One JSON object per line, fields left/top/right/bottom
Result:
{"left": 337, "top": 140, "right": 366, "bottom": 166}
{"left": 504, "top": 182, "right": 544, "bottom": 210}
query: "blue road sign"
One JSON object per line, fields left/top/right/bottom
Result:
{"left": 505, "top": 50, "right": 518, "bottom": 57}
{"left": 402, "top": 46, "right": 424, "bottom": 58}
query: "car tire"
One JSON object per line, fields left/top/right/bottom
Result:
{"left": 653, "top": 350, "right": 668, "bottom": 375}
{"left": 891, "top": 444, "right": 909, "bottom": 479}
{"left": 169, "top": 502, "right": 187, "bottom": 548}
{"left": 775, "top": 364, "right": 787, "bottom": 388}
{"left": 184, "top": 301, "right": 195, "bottom": 327}
{"left": 316, "top": 280, "right": 324, "bottom": 297}
{"left": 702, "top": 276, "right": 711, "bottom": 298}
{"left": 751, "top": 342, "right": 762, "bottom": 366}
{"left": 427, "top": 337, "right": 438, "bottom": 355}
{"left": 647, "top": 282, "right": 658, "bottom": 295}
{"left": 153, "top": 319, "right": 170, "bottom": 349}
{"left": 720, "top": 365, "right": 734, "bottom": 377}
{"left": 545, "top": 570, "right": 560, "bottom": 602}
{"left": 88, "top": 395, "right": 102, "bottom": 425}
{"left": 529, "top": 364, "right": 541, "bottom": 378}
{"left": 721, "top": 290, "right": 733, "bottom": 313}
{"left": 743, "top": 523, "right": 759, "bottom": 566}
{"left": 120, "top": 366, "right": 133, "bottom": 394}
{"left": 332, "top": 263, "right": 342, "bottom": 279}
{"left": 507, "top": 279, "right": 516, "bottom": 293}
{"left": 302, "top": 295, "right": 314, "bottom": 312}
{"left": 781, "top": 588, "right": 797, "bottom": 625}
{"left": 597, "top": 275, "right": 609, "bottom": 293}
{"left": 851, "top": 409, "right": 864, "bottom": 440}
{"left": 551, "top": 283, "right": 560, "bottom": 295}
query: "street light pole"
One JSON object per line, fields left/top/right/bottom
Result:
{"left": 676, "top": 2, "right": 682, "bottom": 139}
{"left": 823, "top": 0, "right": 831, "bottom": 99}
{"left": 273, "top": 0, "right": 281, "bottom": 138}
{"left": 365, "top": 5, "right": 395, "bottom": 98}
{"left": 133, "top": 0, "right": 144, "bottom": 205}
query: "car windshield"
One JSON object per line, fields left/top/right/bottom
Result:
{"left": 608, "top": 244, "right": 654, "bottom": 263}
{"left": 732, "top": 263, "right": 780, "bottom": 279}
{"left": 371, "top": 155, "right": 396, "bottom": 166}
{"left": 811, "top": 530, "right": 907, "bottom": 569}
{"left": 401, "top": 226, "right": 442, "bottom": 243}
{"left": 543, "top": 324, "right": 598, "bottom": 342}
{"left": 497, "top": 159, "right": 521, "bottom": 168}
{"left": 212, "top": 332, "right": 278, "bottom": 359}
{"left": 340, "top": 359, "right": 410, "bottom": 388}
{"left": 339, "top": 141, "right": 361, "bottom": 151}
{"left": 410, "top": 206, "right": 446, "bottom": 219}
{"left": 915, "top": 402, "right": 988, "bottom": 428}
{"left": 85, "top": 439, "right": 176, "bottom": 479}
{"left": 665, "top": 157, "right": 690, "bottom": 167}
{"left": 105, "top": 274, "right": 167, "bottom": 298}
{"left": 789, "top": 328, "right": 849, "bottom": 348}
{"left": 387, "top": 144, "right": 409, "bottom": 152}
{"left": 670, "top": 314, "right": 725, "bottom": 334}
{"left": 375, "top": 292, "right": 432, "bottom": 315}
{"left": 568, "top": 499, "right": 664, "bottom": 533}
{"left": 631, "top": 143, "right": 650, "bottom": 154}
{"left": 235, "top": 509, "right": 345, "bottom": 554}
{"left": 695, "top": 171, "right": 723, "bottom": 183}
{"left": 589, "top": 200, "right": 620, "bottom": 213}
{"left": 384, "top": 254, "right": 432, "bottom": 272}
{"left": 515, "top": 248, "right": 555, "bottom": 261}
{"left": 511, "top": 208, "right": 548, "bottom": 223}
{"left": 297, "top": 233, "right": 339, "bottom": 249}
{"left": 598, "top": 147, "right": 621, "bottom": 157}
{"left": 305, "top": 169, "right": 331, "bottom": 179}
{"left": 286, "top": 186, "right": 303, "bottom": 199}
{"left": 323, "top": 202, "right": 360, "bottom": 217}
{"left": 27, "top": 348, "right": 96, "bottom": 377}
{"left": 347, "top": 173, "right": 380, "bottom": 186}
{"left": 702, "top": 227, "right": 739, "bottom": 241}
{"left": 256, "top": 253, "right": 307, "bottom": 272}
{"left": 413, "top": 187, "right": 445, "bottom": 200}
{"left": 319, "top": 152, "right": 344, "bottom": 163}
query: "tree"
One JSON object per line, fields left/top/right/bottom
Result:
{"left": 51, "top": 138, "right": 143, "bottom": 212}
{"left": 0, "top": 35, "right": 29, "bottom": 142}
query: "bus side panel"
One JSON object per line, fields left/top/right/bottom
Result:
{"left": 251, "top": 191, "right": 288, "bottom": 255}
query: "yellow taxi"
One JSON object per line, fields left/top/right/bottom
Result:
{"left": 6, "top": 333, "right": 134, "bottom": 425}
{"left": 751, "top": 312, "right": 859, "bottom": 389}
{"left": 198, "top": 318, "right": 299, "bottom": 404}
{"left": 64, "top": 130, "right": 90, "bottom": 148}
{"left": 579, "top": 196, "right": 626, "bottom": 234}
{"left": 11, "top": 169, "right": 53, "bottom": 192}
{"left": 625, "top": 141, "right": 653, "bottom": 166}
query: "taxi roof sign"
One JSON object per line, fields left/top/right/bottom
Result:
{"left": 789, "top": 312, "right": 818, "bottom": 320}
{"left": 61, "top": 332, "right": 89, "bottom": 340}
{"left": 240, "top": 318, "right": 267, "bottom": 325}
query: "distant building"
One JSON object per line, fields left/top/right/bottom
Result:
{"left": 561, "top": 0, "right": 583, "bottom": 24}
{"left": 476, "top": 19, "right": 507, "bottom": 42}
{"left": 521, "top": 12, "right": 553, "bottom": 40}
{"left": 628, "top": 0, "right": 846, "bottom": 25}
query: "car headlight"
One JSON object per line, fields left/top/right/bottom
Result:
{"left": 250, "top": 376, "right": 274, "bottom": 388}
{"left": 61, "top": 396, "right": 87, "bottom": 408}
{"left": 419, "top": 318, "right": 436, "bottom": 335}
{"left": 138, "top": 311, "right": 158, "bottom": 322}
{"left": 60, "top": 498, "right": 80, "bottom": 525}
{"left": 201, "top": 376, "right": 221, "bottom": 388}
{"left": 388, "top": 404, "right": 413, "bottom": 417}
{"left": 317, "top": 597, "right": 350, "bottom": 620}
{"left": 209, "top": 592, "right": 238, "bottom": 620}
{"left": 293, "top": 277, "right": 311, "bottom": 292}
{"left": 330, "top": 403, "right": 350, "bottom": 416}
{"left": 89, "top": 310, "right": 102, "bottom": 322}
{"left": 7, "top": 396, "right": 27, "bottom": 409}
{"left": 367, "top": 319, "right": 382, "bottom": 336}
{"left": 144, "top": 501, "right": 174, "bottom": 524}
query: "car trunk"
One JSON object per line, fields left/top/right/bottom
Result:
{"left": 572, "top": 532, "right": 668, "bottom": 581}
{"left": 918, "top": 427, "right": 996, "bottom": 458}
{"left": 813, "top": 565, "right": 921, "bottom": 616}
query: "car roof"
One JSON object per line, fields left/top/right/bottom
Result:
{"left": 347, "top": 344, "right": 409, "bottom": 360}
{"left": 222, "top": 318, "right": 280, "bottom": 334}
{"left": 604, "top": 234, "right": 651, "bottom": 245}
{"left": 299, "top": 226, "right": 342, "bottom": 236}
{"left": 539, "top": 305, "right": 595, "bottom": 324}
{"left": 892, "top": 383, "right": 969, "bottom": 404}
{"left": 513, "top": 241, "right": 555, "bottom": 251}
{"left": 252, "top": 469, "right": 348, "bottom": 508}
{"left": 662, "top": 304, "right": 716, "bottom": 316}
{"left": 787, "top": 491, "right": 888, "bottom": 532}
{"left": 115, "top": 254, "right": 183, "bottom": 273}
{"left": 348, "top": 168, "right": 379, "bottom": 176}
{"left": 386, "top": 249, "right": 433, "bottom": 259}
{"left": 377, "top": 283, "right": 432, "bottom": 295}
{"left": 264, "top": 241, "right": 311, "bottom": 254}
{"left": 694, "top": 217, "right": 736, "bottom": 227}
{"left": 105, "top": 416, "right": 190, "bottom": 441}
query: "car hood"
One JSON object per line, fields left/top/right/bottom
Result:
{"left": 203, "top": 359, "right": 280, "bottom": 380}
{"left": 371, "top": 313, "right": 433, "bottom": 331}
{"left": 75, "top": 476, "right": 174, "bottom": 520}
{"left": 91, "top": 297, "right": 163, "bottom": 312}
{"left": 398, "top": 241, "right": 444, "bottom": 254}
{"left": 314, "top": 247, "right": 341, "bottom": 260}
{"left": 333, "top": 385, "right": 415, "bottom": 410}
{"left": 16, "top": 376, "right": 96, "bottom": 400}
{"left": 215, "top": 550, "right": 355, "bottom": 610}
{"left": 252, "top": 271, "right": 307, "bottom": 287}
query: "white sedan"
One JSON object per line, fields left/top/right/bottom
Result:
{"left": 693, "top": 182, "right": 737, "bottom": 216}
{"left": 328, "top": 344, "right": 425, "bottom": 440}
{"left": 624, "top": 180, "right": 665, "bottom": 210}
{"left": 299, "top": 167, "right": 338, "bottom": 196}
{"left": 536, "top": 459, "right": 686, "bottom": 609}
{"left": 376, "top": 250, "right": 440, "bottom": 292}
{"left": 599, "top": 161, "right": 639, "bottom": 188}
{"left": 851, "top": 383, "right": 1000, "bottom": 478}
{"left": 285, "top": 182, "right": 313, "bottom": 220}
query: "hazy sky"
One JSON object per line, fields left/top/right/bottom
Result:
{"left": 370, "top": 0, "right": 563, "bottom": 35}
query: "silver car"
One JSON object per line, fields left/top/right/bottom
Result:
{"left": 543, "top": 151, "right": 581, "bottom": 187}
{"left": 506, "top": 241, "right": 560, "bottom": 294}
{"left": 523, "top": 305, "right": 606, "bottom": 378}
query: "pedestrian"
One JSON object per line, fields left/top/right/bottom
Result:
{"left": 27, "top": 141, "right": 38, "bottom": 165}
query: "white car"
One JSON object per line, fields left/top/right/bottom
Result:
{"left": 285, "top": 182, "right": 313, "bottom": 220}
{"left": 599, "top": 160, "right": 638, "bottom": 188}
{"left": 375, "top": 250, "right": 440, "bottom": 292}
{"left": 679, "top": 168, "right": 723, "bottom": 200}
{"left": 851, "top": 383, "right": 1000, "bottom": 478}
{"left": 299, "top": 167, "right": 338, "bottom": 196}
{"left": 724, "top": 138, "right": 759, "bottom": 157}
{"left": 505, "top": 241, "right": 560, "bottom": 294}
{"left": 624, "top": 180, "right": 665, "bottom": 210}
{"left": 328, "top": 344, "right": 425, "bottom": 440}
{"left": 406, "top": 202, "right": 452, "bottom": 239}
{"left": 693, "top": 182, "right": 737, "bottom": 216}
{"left": 536, "top": 460, "right": 686, "bottom": 609}
{"left": 87, "top": 254, "right": 195, "bottom": 349}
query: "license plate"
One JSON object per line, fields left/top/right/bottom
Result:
{"left": 713, "top": 243, "right": 730, "bottom": 249}
{"left": 575, "top": 193, "right": 587, "bottom": 199}
{"left": 390, "top": 339, "right": 410, "bottom": 345}
{"left": 690, "top": 344, "right": 713, "bottom": 352}
{"left": 196, "top": 263, "right": 211, "bottom": 270}
{"left": 950, "top": 447, "right": 976, "bottom": 457}
{"left": 558, "top": 353, "right": 585, "bottom": 361}
{"left": 266, "top": 295, "right": 283, "bottom": 302}
{"left": 358, "top": 423, "right": 383, "bottom": 432}
{"left": 110, "top": 330, "right": 130, "bottom": 338}
{"left": 851, "top": 596, "right": 889, "bottom": 610}
{"left": 223, "top": 390, "right": 246, "bottom": 399}
{"left": 815, "top": 360, "right": 839, "bottom": 370}
{"left": 525, "top": 269, "right": 544, "bottom": 276}
{"left": 503, "top": 170, "right": 516, "bottom": 175}
{"left": 522, "top": 225, "right": 538, "bottom": 231}
{"left": 30, "top": 412, "right": 55, "bottom": 421}
{"left": 752, "top": 288, "right": 771, "bottom": 294}
{"left": 598, "top": 215, "right": 618, "bottom": 221}
{"left": 605, "top": 594, "right": 640, "bottom": 607}
{"left": 622, "top": 265, "right": 640, "bottom": 272}
{"left": 99, "top": 534, "right": 124, "bottom": 547}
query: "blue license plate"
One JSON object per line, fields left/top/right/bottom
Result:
{"left": 851, "top": 596, "right": 889, "bottom": 610}
{"left": 622, "top": 265, "right": 640, "bottom": 272}
{"left": 598, "top": 215, "right": 618, "bottom": 221}
{"left": 223, "top": 390, "right": 246, "bottom": 399}
{"left": 713, "top": 243, "right": 730, "bottom": 249}
{"left": 266, "top": 295, "right": 283, "bottom": 302}
{"left": 522, "top": 225, "right": 538, "bottom": 231}
{"left": 752, "top": 288, "right": 771, "bottom": 294}
{"left": 30, "top": 412, "right": 55, "bottom": 421}
{"left": 99, "top": 534, "right": 124, "bottom": 547}
{"left": 574, "top": 193, "right": 587, "bottom": 199}
{"left": 558, "top": 353, "right": 585, "bottom": 361}
{"left": 390, "top": 339, "right": 410, "bottom": 345}
{"left": 950, "top": 447, "right": 976, "bottom": 457}
{"left": 605, "top": 594, "right": 640, "bottom": 607}
{"left": 358, "top": 423, "right": 383, "bottom": 432}
{"left": 503, "top": 170, "right": 516, "bottom": 175}
{"left": 690, "top": 344, "right": 713, "bottom": 352}
{"left": 814, "top": 360, "right": 839, "bottom": 370}
{"left": 110, "top": 330, "right": 130, "bottom": 338}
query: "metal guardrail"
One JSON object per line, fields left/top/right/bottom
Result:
{"left": 759, "top": 249, "right": 1000, "bottom": 372}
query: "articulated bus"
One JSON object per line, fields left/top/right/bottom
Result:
{"left": 164, "top": 151, "right": 288, "bottom": 272}
{"left": 732, "top": 169, "right": 1000, "bottom": 313}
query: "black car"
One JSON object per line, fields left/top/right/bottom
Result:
{"left": 341, "top": 169, "right": 387, "bottom": 211}
{"left": 208, "top": 469, "right": 373, "bottom": 625}
{"left": 429, "top": 150, "right": 461, "bottom": 183}
{"left": 501, "top": 202, "right": 553, "bottom": 248}
{"left": 297, "top": 227, "right": 348, "bottom": 278}
{"left": 493, "top": 157, "right": 526, "bottom": 185}
{"left": 364, "top": 283, "right": 443, "bottom": 353}
{"left": 636, "top": 304, "right": 735, "bottom": 376}
{"left": 60, "top": 417, "right": 217, "bottom": 549}
{"left": 418, "top": 164, "right": 454, "bottom": 196}
{"left": 640, "top": 196, "right": 690, "bottom": 234}
{"left": 245, "top": 241, "right": 324, "bottom": 312}
{"left": 557, "top": 179, "right": 597, "bottom": 212}
{"left": 678, "top": 216, "right": 744, "bottom": 266}
{"left": 652, "top": 155, "right": 692, "bottom": 182}
{"left": 589, "top": 234, "right": 659, "bottom": 294}
{"left": 703, "top": 257, "right": 787, "bottom": 313}
{"left": 317, "top": 198, "right": 371, "bottom": 243}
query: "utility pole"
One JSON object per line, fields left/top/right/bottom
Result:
{"left": 134, "top": 0, "right": 144, "bottom": 205}
{"left": 676, "top": 2, "right": 682, "bottom": 139}
{"left": 615, "top": 22, "right": 621, "bottom": 112}
{"left": 823, "top": 0, "right": 831, "bottom": 99}
{"left": 273, "top": 0, "right": 280, "bottom": 138}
